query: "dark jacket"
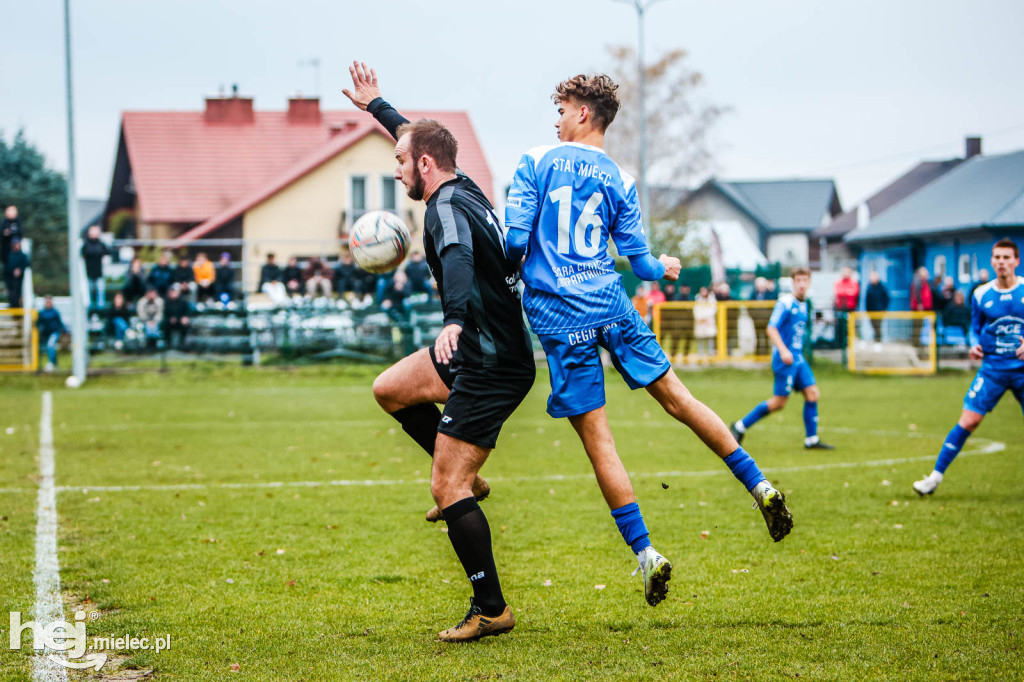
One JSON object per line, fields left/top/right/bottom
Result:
{"left": 215, "top": 264, "right": 234, "bottom": 298}
{"left": 5, "top": 250, "right": 29, "bottom": 283}
{"left": 37, "top": 308, "right": 67, "bottom": 338}
{"left": 148, "top": 265, "right": 174, "bottom": 296}
{"left": 260, "top": 263, "right": 283, "bottom": 288}
{"left": 1, "top": 218, "right": 24, "bottom": 265}
{"left": 864, "top": 282, "right": 890, "bottom": 312}
{"left": 943, "top": 302, "right": 971, "bottom": 331}
{"left": 106, "top": 303, "right": 134, "bottom": 335}
{"left": 122, "top": 269, "right": 148, "bottom": 302}
{"left": 80, "top": 238, "right": 109, "bottom": 279}
{"left": 165, "top": 297, "right": 191, "bottom": 322}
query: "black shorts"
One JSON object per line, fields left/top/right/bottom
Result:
{"left": 429, "top": 345, "right": 535, "bottom": 449}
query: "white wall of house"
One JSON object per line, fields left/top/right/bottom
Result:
{"left": 766, "top": 233, "right": 809, "bottom": 267}
{"left": 688, "top": 192, "right": 761, "bottom": 250}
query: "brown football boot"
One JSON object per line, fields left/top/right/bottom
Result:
{"left": 436, "top": 600, "right": 515, "bottom": 643}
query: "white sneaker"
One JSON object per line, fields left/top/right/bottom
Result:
{"left": 913, "top": 471, "right": 943, "bottom": 496}
{"left": 752, "top": 480, "right": 793, "bottom": 542}
{"left": 44, "top": 362, "right": 55, "bottom": 373}
{"left": 634, "top": 547, "right": 672, "bottom": 606}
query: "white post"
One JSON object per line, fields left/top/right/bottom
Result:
{"left": 63, "top": 0, "right": 87, "bottom": 384}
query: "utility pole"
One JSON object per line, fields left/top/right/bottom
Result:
{"left": 613, "top": 0, "right": 671, "bottom": 229}
{"left": 63, "top": 0, "right": 87, "bottom": 386}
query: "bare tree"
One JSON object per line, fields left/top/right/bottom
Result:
{"left": 603, "top": 45, "right": 725, "bottom": 265}
{"left": 604, "top": 45, "right": 725, "bottom": 199}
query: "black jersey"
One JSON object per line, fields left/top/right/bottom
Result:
{"left": 367, "top": 98, "right": 533, "bottom": 371}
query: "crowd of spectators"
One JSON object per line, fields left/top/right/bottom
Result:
{"left": 257, "top": 249, "right": 434, "bottom": 315}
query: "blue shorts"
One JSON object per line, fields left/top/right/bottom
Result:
{"left": 962, "top": 367, "right": 1024, "bottom": 416}
{"left": 538, "top": 310, "right": 672, "bottom": 418}
{"left": 773, "top": 358, "right": 816, "bottom": 397}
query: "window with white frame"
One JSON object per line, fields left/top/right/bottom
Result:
{"left": 958, "top": 254, "right": 971, "bottom": 284}
{"left": 933, "top": 255, "right": 946, "bottom": 278}
{"left": 351, "top": 176, "right": 367, "bottom": 224}
{"left": 381, "top": 177, "right": 397, "bottom": 212}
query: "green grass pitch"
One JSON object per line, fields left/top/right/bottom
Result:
{"left": 0, "top": 364, "right": 1021, "bottom": 680}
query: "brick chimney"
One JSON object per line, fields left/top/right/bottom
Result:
{"left": 287, "top": 97, "right": 321, "bottom": 124}
{"left": 965, "top": 136, "right": 982, "bottom": 159}
{"left": 204, "top": 85, "right": 254, "bottom": 124}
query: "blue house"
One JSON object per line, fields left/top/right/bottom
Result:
{"left": 845, "top": 149, "right": 1024, "bottom": 310}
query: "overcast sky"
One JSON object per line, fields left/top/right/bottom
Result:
{"left": 4, "top": 0, "right": 1024, "bottom": 213}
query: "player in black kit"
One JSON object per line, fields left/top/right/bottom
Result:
{"left": 344, "top": 62, "right": 535, "bottom": 642}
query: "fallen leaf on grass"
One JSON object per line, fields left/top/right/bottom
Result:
{"left": 229, "top": 663, "right": 240, "bottom": 672}
{"left": 201, "top": 538, "right": 218, "bottom": 544}
{"left": 732, "top": 569, "right": 749, "bottom": 574}
{"left": 661, "top": 483, "right": 669, "bottom": 490}
{"left": 893, "top": 524, "right": 903, "bottom": 529}
{"left": 831, "top": 555, "right": 840, "bottom": 561}
{"left": 881, "top": 480, "right": 891, "bottom": 486}
{"left": 276, "top": 548, "right": 286, "bottom": 555}
{"left": 542, "top": 579, "right": 552, "bottom": 587}
{"left": 700, "top": 530, "right": 710, "bottom": 539}
{"left": 594, "top": 585, "right": 606, "bottom": 590}
{"left": 226, "top": 578, "right": 234, "bottom": 584}
{"left": 286, "top": 580, "right": 296, "bottom": 587}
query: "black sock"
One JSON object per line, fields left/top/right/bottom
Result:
{"left": 390, "top": 403, "right": 442, "bottom": 457}
{"left": 442, "top": 497, "right": 506, "bottom": 617}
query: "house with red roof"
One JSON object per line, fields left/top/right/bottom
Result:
{"left": 103, "top": 91, "right": 493, "bottom": 289}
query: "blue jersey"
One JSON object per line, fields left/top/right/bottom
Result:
{"left": 972, "top": 276, "right": 1024, "bottom": 373}
{"left": 505, "top": 142, "right": 651, "bottom": 334}
{"left": 768, "top": 294, "right": 808, "bottom": 363}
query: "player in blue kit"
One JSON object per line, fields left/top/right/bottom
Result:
{"left": 730, "top": 268, "right": 835, "bottom": 451}
{"left": 505, "top": 74, "right": 793, "bottom": 607}
{"left": 914, "top": 239, "right": 1024, "bottom": 495}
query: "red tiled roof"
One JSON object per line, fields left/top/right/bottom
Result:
{"left": 122, "top": 106, "right": 494, "bottom": 227}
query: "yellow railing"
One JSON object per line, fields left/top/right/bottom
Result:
{"left": 0, "top": 308, "right": 39, "bottom": 373}
{"left": 847, "top": 311, "right": 936, "bottom": 375}
{"left": 653, "top": 301, "right": 777, "bottom": 364}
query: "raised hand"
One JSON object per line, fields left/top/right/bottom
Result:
{"left": 341, "top": 61, "right": 381, "bottom": 111}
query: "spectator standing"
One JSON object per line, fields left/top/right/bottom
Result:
{"left": 864, "top": 271, "right": 890, "bottom": 342}
{"left": 1, "top": 205, "right": 24, "bottom": 278}
{"left": 5, "top": 240, "right": 29, "bottom": 308}
{"left": 678, "top": 284, "right": 692, "bottom": 301}
{"left": 147, "top": 252, "right": 174, "bottom": 297}
{"left": 631, "top": 284, "right": 650, "bottom": 325}
{"left": 943, "top": 290, "right": 971, "bottom": 342}
{"left": 647, "top": 281, "right": 666, "bottom": 308}
{"left": 713, "top": 281, "right": 732, "bottom": 302}
{"left": 663, "top": 283, "right": 679, "bottom": 302}
{"left": 215, "top": 253, "right": 235, "bottom": 302}
{"left": 192, "top": 252, "right": 216, "bottom": 303}
{"left": 969, "top": 269, "right": 990, "bottom": 308}
{"left": 693, "top": 286, "right": 718, "bottom": 361}
{"left": 164, "top": 285, "right": 192, "bottom": 349}
{"left": 910, "top": 267, "right": 933, "bottom": 345}
{"left": 81, "top": 225, "right": 110, "bottom": 309}
{"left": 37, "top": 295, "right": 66, "bottom": 372}
{"left": 833, "top": 267, "right": 860, "bottom": 312}
{"left": 751, "top": 277, "right": 772, "bottom": 301}
{"left": 934, "top": 276, "right": 955, "bottom": 317}
{"left": 137, "top": 288, "right": 164, "bottom": 348}
{"left": 122, "top": 258, "right": 148, "bottom": 302}
{"left": 106, "top": 292, "right": 133, "bottom": 348}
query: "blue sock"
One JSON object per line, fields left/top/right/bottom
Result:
{"left": 723, "top": 447, "right": 766, "bottom": 491}
{"left": 741, "top": 401, "right": 770, "bottom": 430}
{"left": 610, "top": 502, "right": 651, "bottom": 554}
{"left": 803, "top": 401, "right": 819, "bottom": 439}
{"left": 935, "top": 424, "right": 971, "bottom": 474}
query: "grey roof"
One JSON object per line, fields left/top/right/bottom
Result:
{"left": 846, "top": 150, "right": 1024, "bottom": 243}
{"left": 817, "top": 159, "right": 962, "bottom": 239}
{"left": 711, "top": 179, "right": 840, "bottom": 232}
{"left": 78, "top": 198, "right": 106, "bottom": 231}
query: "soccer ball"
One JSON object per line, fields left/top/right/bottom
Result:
{"left": 350, "top": 211, "right": 411, "bottom": 274}
{"left": 64, "top": 375, "right": 81, "bottom": 389}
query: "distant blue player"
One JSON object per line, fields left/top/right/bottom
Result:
{"left": 731, "top": 268, "right": 834, "bottom": 450}
{"left": 505, "top": 74, "right": 793, "bottom": 608}
{"left": 914, "top": 239, "right": 1024, "bottom": 495}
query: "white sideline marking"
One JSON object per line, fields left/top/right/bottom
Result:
{"left": 33, "top": 392, "right": 67, "bottom": 682}
{"left": 23, "top": 437, "right": 1001, "bottom": 495}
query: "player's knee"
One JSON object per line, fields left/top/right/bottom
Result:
{"left": 959, "top": 412, "right": 983, "bottom": 431}
{"left": 805, "top": 386, "right": 820, "bottom": 402}
{"left": 372, "top": 372, "right": 398, "bottom": 410}
{"left": 768, "top": 396, "right": 787, "bottom": 411}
